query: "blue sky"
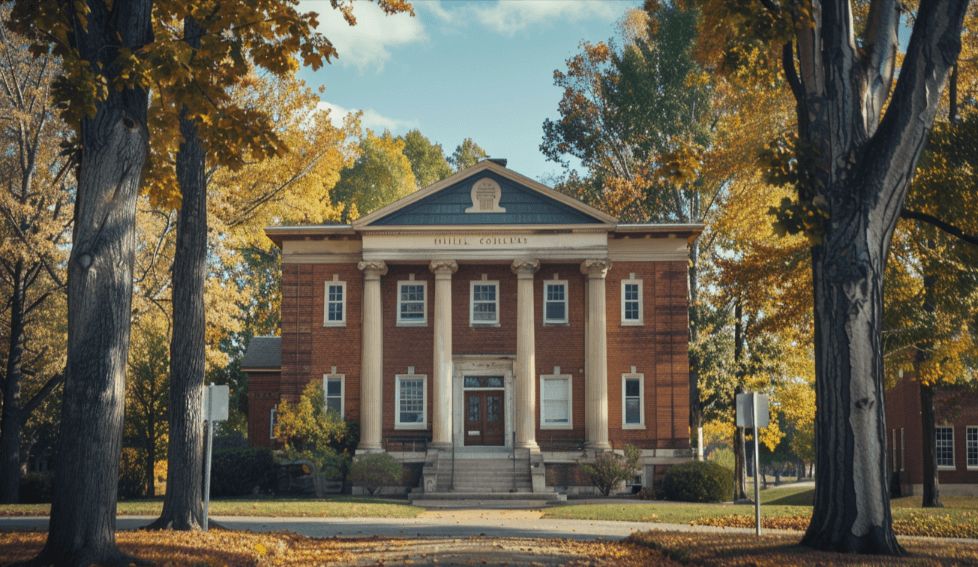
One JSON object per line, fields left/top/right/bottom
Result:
{"left": 297, "top": 0, "right": 641, "bottom": 184}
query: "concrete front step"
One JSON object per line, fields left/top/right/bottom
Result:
{"left": 408, "top": 492, "right": 566, "bottom": 506}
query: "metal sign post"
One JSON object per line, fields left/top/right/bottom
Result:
{"left": 202, "top": 383, "right": 229, "bottom": 532}
{"left": 736, "top": 392, "right": 769, "bottom": 537}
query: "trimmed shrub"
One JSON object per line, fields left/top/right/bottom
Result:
{"left": 19, "top": 472, "right": 54, "bottom": 503}
{"left": 208, "top": 448, "right": 277, "bottom": 497}
{"left": 578, "top": 445, "right": 641, "bottom": 497}
{"left": 350, "top": 453, "right": 402, "bottom": 496}
{"left": 661, "top": 460, "right": 735, "bottom": 503}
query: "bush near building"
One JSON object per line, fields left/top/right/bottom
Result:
{"left": 661, "top": 460, "right": 734, "bottom": 503}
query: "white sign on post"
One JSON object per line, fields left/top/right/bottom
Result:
{"left": 735, "top": 392, "right": 769, "bottom": 537}
{"left": 202, "top": 383, "right": 229, "bottom": 533}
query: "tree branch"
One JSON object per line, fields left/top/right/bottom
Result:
{"left": 900, "top": 209, "right": 978, "bottom": 246}
{"left": 22, "top": 371, "right": 64, "bottom": 417}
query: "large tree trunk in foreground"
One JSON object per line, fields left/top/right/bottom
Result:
{"left": 0, "top": 261, "right": 27, "bottom": 504}
{"left": 919, "top": 383, "right": 942, "bottom": 508}
{"left": 28, "top": 2, "right": 153, "bottom": 565}
{"left": 148, "top": 16, "right": 208, "bottom": 531}
{"left": 785, "top": 0, "right": 968, "bottom": 555}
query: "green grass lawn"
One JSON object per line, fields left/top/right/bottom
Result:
{"left": 0, "top": 495, "right": 424, "bottom": 518}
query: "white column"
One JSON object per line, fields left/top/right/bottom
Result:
{"left": 582, "top": 259, "right": 612, "bottom": 451}
{"left": 358, "top": 260, "right": 387, "bottom": 453}
{"left": 429, "top": 260, "right": 458, "bottom": 450}
{"left": 512, "top": 258, "right": 541, "bottom": 452}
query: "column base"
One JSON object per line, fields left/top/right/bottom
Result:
{"left": 356, "top": 444, "right": 385, "bottom": 456}
{"left": 515, "top": 440, "right": 541, "bottom": 453}
{"left": 428, "top": 441, "right": 453, "bottom": 451}
{"left": 584, "top": 440, "right": 612, "bottom": 452}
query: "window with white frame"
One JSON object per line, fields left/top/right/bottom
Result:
{"left": 395, "top": 373, "right": 427, "bottom": 429}
{"left": 470, "top": 280, "right": 499, "bottom": 325}
{"left": 900, "top": 428, "right": 905, "bottom": 471}
{"left": 540, "top": 371, "right": 572, "bottom": 428}
{"left": 323, "top": 374, "right": 345, "bottom": 418}
{"left": 543, "top": 280, "right": 568, "bottom": 324}
{"left": 967, "top": 426, "right": 978, "bottom": 469}
{"left": 621, "top": 275, "right": 643, "bottom": 325}
{"left": 324, "top": 280, "right": 346, "bottom": 326}
{"left": 270, "top": 407, "right": 278, "bottom": 439}
{"left": 622, "top": 370, "right": 645, "bottom": 428}
{"left": 936, "top": 426, "right": 955, "bottom": 468}
{"left": 397, "top": 280, "right": 427, "bottom": 326}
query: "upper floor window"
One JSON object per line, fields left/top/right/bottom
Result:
{"left": 323, "top": 374, "right": 345, "bottom": 418}
{"left": 543, "top": 280, "right": 568, "bottom": 324}
{"left": 324, "top": 280, "right": 346, "bottom": 326}
{"left": 397, "top": 280, "right": 427, "bottom": 326}
{"left": 470, "top": 280, "right": 499, "bottom": 325}
{"left": 621, "top": 275, "right": 643, "bottom": 326}
{"left": 936, "top": 426, "right": 955, "bottom": 468}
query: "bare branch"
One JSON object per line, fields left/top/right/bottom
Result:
{"left": 900, "top": 208, "right": 978, "bottom": 246}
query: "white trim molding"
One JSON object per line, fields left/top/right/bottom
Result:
{"left": 324, "top": 280, "right": 347, "bottom": 327}
{"left": 936, "top": 425, "right": 955, "bottom": 469}
{"left": 396, "top": 279, "right": 428, "bottom": 327}
{"left": 470, "top": 280, "right": 500, "bottom": 325}
{"left": 323, "top": 373, "right": 345, "bottom": 418}
{"left": 395, "top": 373, "right": 428, "bottom": 430}
{"left": 540, "top": 369, "right": 573, "bottom": 430}
{"left": 621, "top": 275, "right": 644, "bottom": 326}
{"left": 622, "top": 370, "right": 645, "bottom": 429}
{"left": 543, "top": 280, "right": 569, "bottom": 325}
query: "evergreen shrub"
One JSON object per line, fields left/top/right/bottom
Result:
{"left": 19, "top": 472, "right": 53, "bottom": 503}
{"left": 350, "top": 453, "right": 402, "bottom": 495}
{"left": 661, "top": 460, "right": 734, "bottom": 503}
{"left": 208, "top": 447, "right": 277, "bottom": 496}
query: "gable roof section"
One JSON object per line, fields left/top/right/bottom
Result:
{"left": 240, "top": 336, "right": 281, "bottom": 371}
{"left": 353, "top": 160, "right": 617, "bottom": 229}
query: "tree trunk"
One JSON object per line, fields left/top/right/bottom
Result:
{"left": 147, "top": 16, "right": 208, "bottom": 532}
{"left": 30, "top": 2, "right": 153, "bottom": 565}
{"left": 919, "top": 383, "right": 943, "bottom": 508}
{"left": 0, "top": 260, "right": 26, "bottom": 504}
{"left": 787, "top": 0, "right": 967, "bottom": 554}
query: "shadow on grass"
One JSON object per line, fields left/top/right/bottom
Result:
{"left": 764, "top": 488, "right": 814, "bottom": 507}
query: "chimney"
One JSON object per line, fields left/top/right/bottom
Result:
{"left": 486, "top": 158, "right": 507, "bottom": 168}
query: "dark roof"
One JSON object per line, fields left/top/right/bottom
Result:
{"left": 240, "top": 336, "right": 281, "bottom": 370}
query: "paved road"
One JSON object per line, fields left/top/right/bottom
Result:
{"left": 0, "top": 514, "right": 765, "bottom": 541}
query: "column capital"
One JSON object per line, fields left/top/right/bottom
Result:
{"left": 581, "top": 258, "right": 612, "bottom": 278}
{"left": 358, "top": 260, "right": 388, "bottom": 277}
{"left": 511, "top": 258, "right": 540, "bottom": 277}
{"left": 429, "top": 259, "right": 458, "bottom": 276}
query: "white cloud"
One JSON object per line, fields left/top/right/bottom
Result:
{"left": 299, "top": 1, "right": 427, "bottom": 73}
{"left": 316, "top": 101, "right": 419, "bottom": 133}
{"left": 469, "top": 0, "right": 624, "bottom": 36}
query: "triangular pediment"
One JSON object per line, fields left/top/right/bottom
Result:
{"left": 352, "top": 161, "right": 617, "bottom": 229}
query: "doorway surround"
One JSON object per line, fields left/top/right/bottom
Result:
{"left": 452, "top": 355, "right": 515, "bottom": 450}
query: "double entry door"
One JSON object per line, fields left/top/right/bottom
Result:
{"left": 463, "top": 379, "right": 505, "bottom": 446}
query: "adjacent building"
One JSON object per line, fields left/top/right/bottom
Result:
{"left": 243, "top": 160, "right": 702, "bottom": 496}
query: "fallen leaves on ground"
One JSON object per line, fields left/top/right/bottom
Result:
{"left": 693, "top": 511, "right": 978, "bottom": 539}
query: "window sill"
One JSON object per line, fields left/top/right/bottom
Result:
{"left": 937, "top": 466, "right": 957, "bottom": 471}
{"left": 543, "top": 321, "right": 570, "bottom": 326}
{"left": 469, "top": 322, "right": 501, "bottom": 328}
{"left": 541, "top": 424, "right": 573, "bottom": 430}
{"left": 323, "top": 322, "right": 347, "bottom": 328}
{"left": 396, "top": 321, "right": 428, "bottom": 328}
{"left": 622, "top": 424, "right": 646, "bottom": 430}
{"left": 620, "top": 321, "right": 644, "bottom": 327}
{"left": 395, "top": 423, "right": 428, "bottom": 430}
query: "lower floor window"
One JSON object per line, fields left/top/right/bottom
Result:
{"left": 540, "top": 373, "right": 571, "bottom": 428}
{"left": 936, "top": 426, "right": 955, "bottom": 468}
{"left": 967, "top": 426, "right": 977, "bottom": 468}
{"left": 396, "top": 375, "right": 427, "bottom": 428}
{"left": 324, "top": 375, "right": 344, "bottom": 417}
{"left": 270, "top": 408, "right": 278, "bottom": 440}
{"left": 622, "top": 371, "right": 644, "bottom": 428}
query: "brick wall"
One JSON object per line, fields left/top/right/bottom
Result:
{"left": 247, "top": 371, "right": 281, "bottom": 448}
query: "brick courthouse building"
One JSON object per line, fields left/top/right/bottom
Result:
{"left": 242, "top": 160, "right": 702, "bottom": 497}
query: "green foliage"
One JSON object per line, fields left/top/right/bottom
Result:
{"left": 399, "top": 129, "right": 452, "bottom": 189}
{"left": 350, "top": 453, "right": 403, "bottom": 496}
{"left": 331, "top": 129, "right": 417, "bottom": 221}
{"left": 577, "top": 445, "right": 641, "bottom": 497}
{"left": 662, "top": 460, "right": 735, "bottom": 503}
{"left": 276, "top": 381, "right": 358, "bottom": 479}
{"left": 707, "top": 447, "right": 735, "bottom": 472}
{"left": 18, "top": 472, "right": 53, "bottom": 504}
{"left": 118, "top": 448, "right": 147, "bottom": 500}
{"left": 207, "top": 448, "right": 277, "bottom": 497}
{"left": 447, "top": 138, "right": 488, "bottom": 172}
